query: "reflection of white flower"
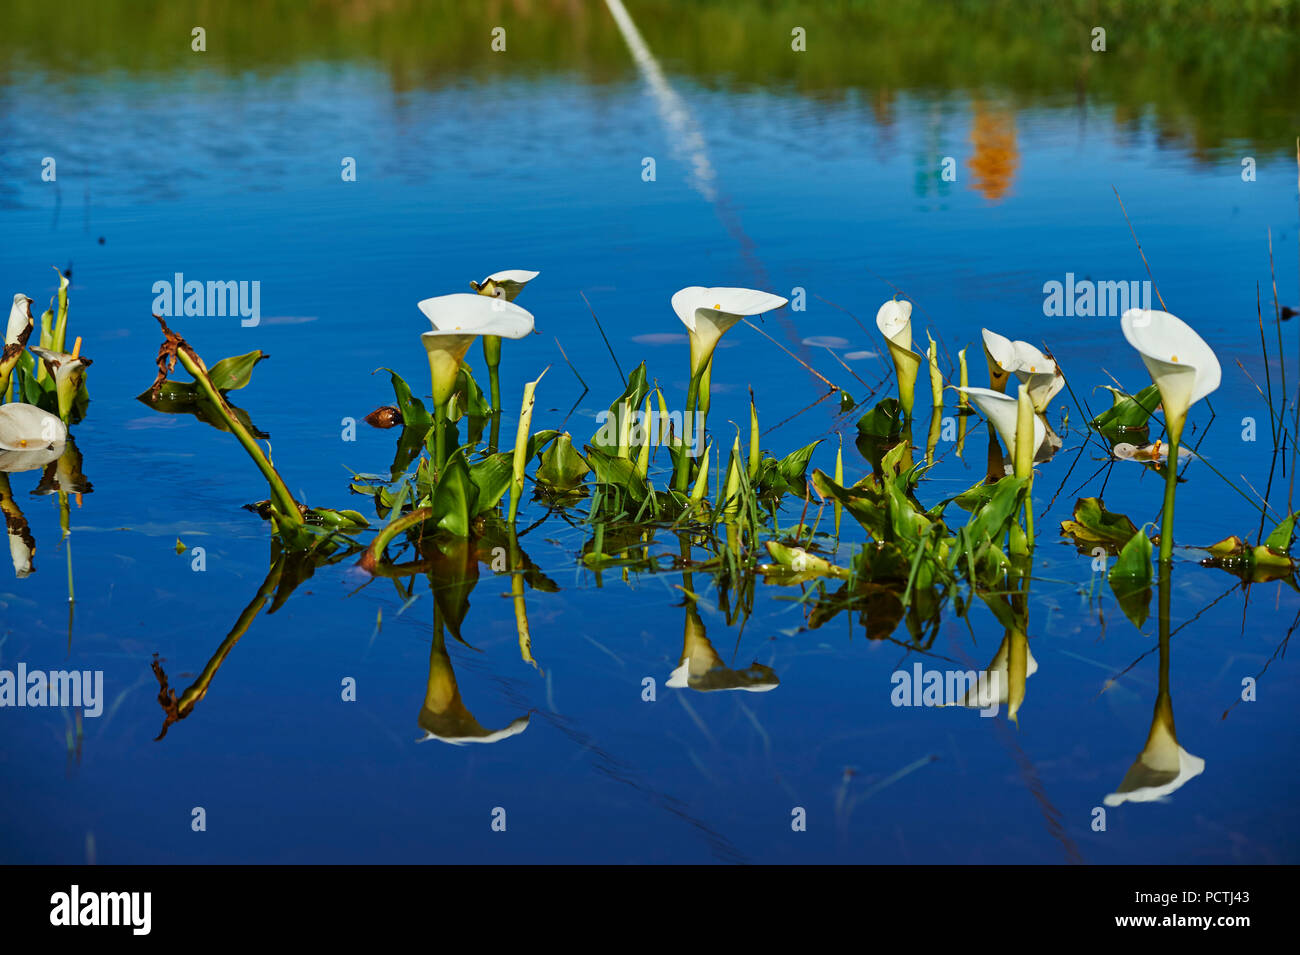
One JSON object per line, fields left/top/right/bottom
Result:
{"left": 470, "top": 269, "right": 540, "bottom": 302}
{"left": 957, "top": 385, "right": 1046, "bottom": 457}
{"left": 6, "top": 293, "right": 33, "bottom": 347}
{"left": 418, "top": 640, "right": 531, "bottom": 745}
{"left": 952, "top": 634, "right": 1038, "bottom": 708}
{"left": 667, "top": 604, "right": 779, "bottom": 692}
{"left": 417, "top": 293, "right": 535, "bottom": 405}
{"left": 672, "top": 286, "right": 788, "bottom": 378}
{"left": 1120, "top": 309, "right": 1220, "bottom": 444}
{"left": 1103, "top": 697, "right": 1205, "bottom": 806}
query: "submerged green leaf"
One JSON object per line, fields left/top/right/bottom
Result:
{"left": 1060, "top": 497, "right": 1141, "bottom": 553}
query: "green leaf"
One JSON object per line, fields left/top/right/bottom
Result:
{"left": 469, "top": 452, "right": 513, "bottom": 512}
{"left": 431, "top": 452, "right": 478, "bottom": 538}
{"left": 1091, "top": 383, "right": 1160, "bottom": 431}
{"left": 811, "top": 468, "right": 887, "bottom": 537}
{"left": 591, "top": 361, "right": 651, "bottom": 452}
{"left": 1060, "top": 497, "right": 1141, "bottom": 553}
{"left": 775, "top": 440, "right": 822, "bottom": 497}
{"left": 583, "top": 445, "right": 648, "bottom": 503}
{"left": 1108, "top": 528, "right": 1153, "bottom": 628}
{"left": 857, "top": 397, "right": 904, "bottom": 438}
{"left": 206, "top": 351, "right": 269, "bottom": 391}
{"left": 1264, "top": 512, "right": 1298, "bottom": 553}
{"left": 537, "top": 432, "right": 591, "bottom": 490}
{"left": 379, "top": 368, "right": 432, "bottom": 428}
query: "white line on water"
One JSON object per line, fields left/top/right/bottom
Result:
{"left": 603, "top": 0, "right": 717, "bottom": 201}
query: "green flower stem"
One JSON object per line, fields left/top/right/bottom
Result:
{"left": 483, "top": 335, "right": 502, "bottom": 411}
{"left": 1158, "top": 433, "right": 1180, "bottom": 564}
{"left": 674, "top": 372, "right": 702, "bottom": 493}
{"left": 433, "top": 403, "right": 448, "bottom": 471}
{"left": 173, "top": 346, "right": 303, "bottom": 529}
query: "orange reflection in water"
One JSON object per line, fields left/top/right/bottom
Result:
{"left": 968, "top": 104, "right": 1019, "bottom": 202}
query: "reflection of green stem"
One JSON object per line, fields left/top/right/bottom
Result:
{"left": 509, "top": 528, "right": 539, "bottom": 670}
{"left": 166, "top": 564, "right": 280, "bottom": 718}
{"left": 1158, "top": 434, "right": 1179, "bottom": 564}
{"left": 173, "top": 346, "right": 303, "bottom": 529}
{"left": 360, "top": 507, "right": 432, "bottom": 573}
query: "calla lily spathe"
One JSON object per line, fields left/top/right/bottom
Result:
{"left": 672, "top": 286, "right": 788, "bottom": 379}
{"left": 1120, "top": 308, "right": 1220, "bottom": 444}
{"left": 30, "top": 346, "right": 91, "bottom": 421}
{"left": 957, "top": 385, "right": 1046, "bottom": 459}
{"left": 6, "top": 293, "right": 33, "bottom": 348}
{"left": 980, "top": 328, "right": 1064, "bottom": 412}
{"left": 877, "top": 299, "right": 922, "bottom": 416}
{"left": 1009, "top": 341, "right": 1064, "bottom": 413}
{"left": 417, "top": 293, "right": 534, "bottom": 406}
{"left": 0, "top": 401, "right": 66, "bottom": 452}
{"left": 470, "top": 269, "right": 540, "bottom": 303}
{"left": 980, "top": 328, "right": 1017, "bottom": 393}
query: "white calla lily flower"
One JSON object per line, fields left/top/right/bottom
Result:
{"left": 417, "top": 293, "right": 535, "bottom": 406}
{"left": 1009, "top": 340, "right": 1064, "bottom": 412}
{"left": 980, "top": 327, "right": 1017, "bottom": 393}
{"left": 29, "top": 346, "right": 91, "bottom": 421}
{"left": 6, "top": 293, "right": 33, "bottom": 347}
{"left": 470, "top": 269, "right": 540, "bottom": 302}
{"left": 0, "top": 401, "right": 67, "bottom": 452}
{"left": 1120, "top": 309, "right": 1220, "bottom": 445}
{"left": 672, "top": 286, "right": 788, "bottom": 378}
{"left": 957, "top": 385, "right": 1046, "bottom": 458}
{"left": 877, "top": 299, "right": 923, "bottom": 416}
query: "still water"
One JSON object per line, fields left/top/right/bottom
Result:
{"left": 1, "top": 0, "right": 1298, "bottom": 863}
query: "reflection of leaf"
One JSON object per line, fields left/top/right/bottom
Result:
{"left": 1091, "top": 383, "right": 1160, "bottom": 431}
{"left": 1108, "top": 528, "right": 1153, "bottom": 628}
{"left": 1060, "top": 497, "right": 1140, "bottom": 553}
{"left": 136, "top": 384, "right": 269, "bottom": 438}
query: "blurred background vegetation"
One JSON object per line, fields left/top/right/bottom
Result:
{"left": 2, "top": 0, "right": 1297, "bottom": 157}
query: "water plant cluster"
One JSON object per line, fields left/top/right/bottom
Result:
{"left": 115, "top": 263, "right": 1300, "bottom": 642}
{"left": 5, "top": 261, "right": 1295, "bottom": 772}
{"left": 2, "top": 273, "right": 93, "bottom": 587}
